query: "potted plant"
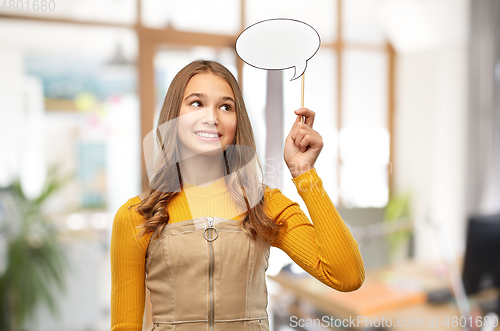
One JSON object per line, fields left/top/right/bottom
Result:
{"left": 384, "top": 189, "right": 413, "bottom": 264}
{"left": 0, "top": 165, "right": 74, "bottom": 331}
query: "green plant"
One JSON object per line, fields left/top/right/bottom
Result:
{"left": 384, "top": 189, "right": 413, "bottom": 264}
{"left": 0, "top": 165, "right": 75, "bottom": 331}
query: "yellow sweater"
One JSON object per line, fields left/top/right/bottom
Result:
{"left": 110, "top": 168, "right": 365, "bottom": 331}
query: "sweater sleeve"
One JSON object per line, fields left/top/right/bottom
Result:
{"left": 110, "top": 199, "right": 147, "bottom": 331}
{"left": 268, "top": 168, "right": 365, "bottom": 292}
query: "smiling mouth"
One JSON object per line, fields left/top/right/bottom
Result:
{"left": 194, "top": 132, "right": 221, "bottom": 141}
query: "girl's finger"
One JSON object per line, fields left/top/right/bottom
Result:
{"left": 299, "top": 135, "right": 311, "bottom": 153}
{"left": 293, "top": 128, "right": 308, "bottom": 149}
{"left": 294, "top": 108, "right": 315, "bottom": 128}
{"left": 290, "top": 118, "right": 301, "bottom": 141}
{"left": 287, "top": 114, "right": 304, "bottom": 141}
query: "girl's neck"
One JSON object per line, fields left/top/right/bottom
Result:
{"left": 178, "top": 153, "right": 226, "bottom": 187}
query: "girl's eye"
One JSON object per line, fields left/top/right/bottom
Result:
{"left": 220, "top": 104, "right": 232, "bottom": 111}
{"left": 191, "top": 101, "right": 202, "bottom": 107}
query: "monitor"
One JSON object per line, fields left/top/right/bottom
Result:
{"left": 462, "top": 212, "right": 500, "bottom": 314}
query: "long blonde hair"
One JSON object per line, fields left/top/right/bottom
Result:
{"left": 130, "top": 60, "right": 284, "bottom": 242}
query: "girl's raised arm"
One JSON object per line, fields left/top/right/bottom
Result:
{"left": 268, "top": 168, "right": 365, "bottom": 292}
{"left": 269, "top": 107, "right": 365, "bottom": 291}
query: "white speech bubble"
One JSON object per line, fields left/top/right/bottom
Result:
{"left": 236, "top": 18, "right": 321, "bottom": 81}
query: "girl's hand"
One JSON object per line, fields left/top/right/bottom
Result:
{"left": 284, "top": 108, "right": 324, "bottom": 178}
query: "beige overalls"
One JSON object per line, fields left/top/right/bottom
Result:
{"left": 145, "top": 216, "right": 271, "bottom": 331}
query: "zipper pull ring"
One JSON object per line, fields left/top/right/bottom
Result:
{"left": 203, "top": 217, "right": 218, "bottom": 241}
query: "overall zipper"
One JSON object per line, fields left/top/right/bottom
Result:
{"left": 204, "top": 216, "right": 218, "bottom": 331}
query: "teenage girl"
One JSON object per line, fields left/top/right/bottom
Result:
{"left": 110, "top": 60, "right": 365, "bottom": 331}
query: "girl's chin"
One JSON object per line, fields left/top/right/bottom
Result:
{"left": 189, "top": 146, "right": 225, "bottom": 157}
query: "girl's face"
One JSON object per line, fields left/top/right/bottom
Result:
{"left": 177, "top": 72, "right": 237, "bottom": 158}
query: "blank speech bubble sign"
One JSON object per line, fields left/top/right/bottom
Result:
{"left": 236, "top": 18, "right": 321, "bottom": 81}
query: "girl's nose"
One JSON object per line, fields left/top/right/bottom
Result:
{"left": 202, "top": 106, "right": 219, "bottom": 125}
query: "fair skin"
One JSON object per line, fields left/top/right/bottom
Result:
{"left": 176, "top": 72, "right": 237, "bottom": 187}
{"left": 285, "top": 107, "right": 324, "bottom": 178}
{"left": 176, "top": 72, "right": 324, "bottom": 186}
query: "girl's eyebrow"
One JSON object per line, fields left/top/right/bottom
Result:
{"left": 221, "top": 96, "right": 236, "bottom": 104}
{"left": 184, "top": 93, "right": 235, "bottom": 104}
{"left": 184, "top": 93, "right": 204, "bottom": 101}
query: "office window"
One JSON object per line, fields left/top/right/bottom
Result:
{"left": 245, "top": 0, "right": 337, "bottom": 44}
{"left": 340, "top": 49, "right": 389, "bottom": 207}
{"left": 343, "top": 0, "right": 386, "bottom": 44}
{"left": 0, "top": 20, "right": 140, "bottom": 212}
{"left": 141, "top": 0, "right": 240, "bottom": 34}
{"left": 242, "top": 0, "right": 392, "bottom": 207}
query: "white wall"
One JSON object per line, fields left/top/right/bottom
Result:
{"left": 391, "top": 0, "right": 470, "bottom": 261}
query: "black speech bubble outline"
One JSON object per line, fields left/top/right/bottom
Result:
{"left": 235, "top": 18, "right": 322, "bottom": 81}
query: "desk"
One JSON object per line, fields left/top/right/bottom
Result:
{"left": 268, "top": 259, "right": 499, "bottom": 330}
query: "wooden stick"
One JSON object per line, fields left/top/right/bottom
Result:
{"left": 300, "top": 73, "right": 305, "bottom": 123}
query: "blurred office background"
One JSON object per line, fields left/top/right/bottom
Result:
{"left": 0, "top": 0, "right": 499, "bottom": 330}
